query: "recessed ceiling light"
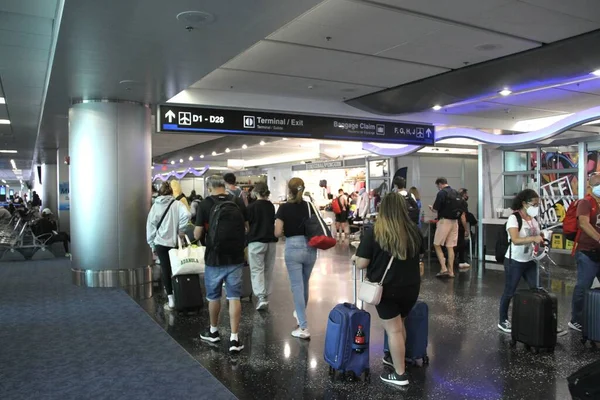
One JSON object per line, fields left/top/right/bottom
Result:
{"left": 260, "top": 141, "right": 266, "bottom": 146}
{"left": 242, "top": 144, "right": 247, "bottom": 149}
{"left": 499, "top": 88, "right": 512, "bottom": 96}
{"left": 592, "top": 69, "right": 600, "bottom": 76}
{"left": 282, "top": 138, "right": 289, "bottom": 141}
{"left": 0, "top": 150, "right": 17, "bottom": 153}
{"left": 1, "top": 180, "right": 5, "bottom": 183}
{"left": 0, "top": 97, "right": 5, "bottom": 104}
{"left": 188, "top": 156, "right": 193, "bottom": 161}
{"left": 170, "top": 160, "right": 175, "bottom": 165}
{"left": 225, "top": 148, "right": 231, "bottom": 153}
{"left": 0, "top": 119, "right": 10, "bottom": 124}
{"left": 432, "top": 105, "right": 442, "bottom": 111}
{"left": 179, "top": 158, "right": 183, "bottom": 163}
{"left": 200, "top": 154, "right": 204, "bottom": 158}
{"left": 212, "top": 151, "right": 217, "bottom": 156}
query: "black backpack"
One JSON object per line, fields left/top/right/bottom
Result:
{"left": 403, "top": 194, "right": 420, "bottom": 225}
{"left": 439, "top": 188, "right": 464, "bottom": 220}
{"left": 206, "top": 196, "right": 246, "bottom": 264}
{"left": 495, "top": 212, "right": 522, "bottom": 263}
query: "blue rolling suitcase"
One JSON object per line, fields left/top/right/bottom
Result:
{"left": 324, "top": 262, "right": 371, "bottom": 382}
{"left": 582, "top": 289, "right": 600, "bottom": 347}
{"left": 405, "top": 301, "right": 430, "bottom": 366}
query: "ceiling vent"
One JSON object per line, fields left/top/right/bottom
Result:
{"left": 176, "top": 11, "right": 216, "bottom": 28}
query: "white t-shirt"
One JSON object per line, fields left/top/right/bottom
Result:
{"left": 505, "top": 213, "right": 539, "bottom": 262}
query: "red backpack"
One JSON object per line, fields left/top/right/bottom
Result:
{"left": 563, "top": 194, "right": 597, "bottom": 243}
{"left": 331, "top": 197, "right": 342, "bottom": 214}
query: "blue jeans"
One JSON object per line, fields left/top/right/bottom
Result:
{"left": 571, "top": 251, "right": 600, "bottom": 325}
{"left": 204, "top": 264, "right": 243, "bottom": 301}
{"left": 284, "top": 236, "right": 317, "bottom": 330}
{"left": 498, "top": 259, "right": 537, "bottom": 323}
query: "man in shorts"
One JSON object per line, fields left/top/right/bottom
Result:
{"left": 430, "top": 178, "right": 459, "bottom": 278}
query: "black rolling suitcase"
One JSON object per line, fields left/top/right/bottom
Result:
{"left": 172, "top": 274, "right": 204, "bottom": 314}
{"left": 568, "top": 359, "right": 600, "bottom": 399}
{"left": 510, "top": 258, "right": 557, "bottom": 353}
{"left": 582, "top": 289, "right": 600, "bottom": 346}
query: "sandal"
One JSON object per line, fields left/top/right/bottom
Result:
{"left": 435, "top": 271, "right": 449, "bottom": 278}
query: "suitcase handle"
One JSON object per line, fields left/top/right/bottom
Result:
{"left": 352, "top": 260, "right": 364, "bottom": 310}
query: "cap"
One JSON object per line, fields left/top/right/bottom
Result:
{"left": 42, "top": 208, "right": 53, "bottom": 215}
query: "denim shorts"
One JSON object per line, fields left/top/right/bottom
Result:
{"left": 204, "top": 264, "right": 243, "bottom": 301}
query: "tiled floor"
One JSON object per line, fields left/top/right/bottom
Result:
{"left": 138, "top": 242, "right": 599, "bottom": 400}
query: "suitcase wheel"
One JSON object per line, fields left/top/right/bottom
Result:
{"left": 423, "top": 355, "right": 430, "bottom": 365}
{"left": 328, "top": 366, "right": 335, "bottom": 376}
{"left": 531, "top": 347, "right": 539, "bottom": 355}
{"left": 548, "top": 346, "right": 555, "bottom": 353}
{"left": 524, "top": 344, "right": 531, "bottom": 351}
{"left": 415, "top": 358, "right": 424, "bottom": 367}
{"left": 364, "top": 369, "right": 371, "bottom": 383}
{"left": 345, "top": 371, "right": 357, "bottom": 382}
{"left": 591, "top": 341, "right": 597, "bottom": 349}
{"left": 510, "top": 339, "right": 517, "bottom": 347}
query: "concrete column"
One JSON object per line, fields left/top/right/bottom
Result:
{"left": 69, "top": 100, "right": 152, "bottom": 295}
{"left": 41, "top": 163, "right": 57, "bottom": 214}
{"left": 57, "top": 147, "right": 70, "bottom": 233}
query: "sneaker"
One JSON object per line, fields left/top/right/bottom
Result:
{"left": 568, "top": 321, "right": 582, "bottom": 332}
{"left": 293, "top": 310, "right": 299, "bottom": 327}
{"left": 163, "top": 303, "right": 173, "bottom": 312}
{"left": 200, "top": 330, "right": 221, "bottom": 343}
{"left": 229, "top": 340, "right": 244, "bottom": 353}
{"left": 65, "top": 253, "right": 72, "bottom": 259}
{"left": 498, "top": 320, "right": 511, "bottom": 333}
{"left": 256, "top": 301, "right": 269, "bottom": 311}
{"left": 291, "top": 327, "right": 311, "bottom": 339}
{"left": 382, "top": 352, "right": 394, "bottom": 367}
{"left": 458, "top": 263, "right": 470, "bottom": 269}
{"left": 380, "top": 371, "right": 409, "bottom": 386}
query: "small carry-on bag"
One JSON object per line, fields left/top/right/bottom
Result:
{"left": 567, "top": 359, "right": 600, "bottom": 400}
{"left": 582, "top": 288, "right": 600, "bottom": 346}
{"left": 172, "top": 274, "right": 204, "bottom": 314}
{"left": 405, "top": 301, "right": 429, "bottom": 366}
{"left": 324, "top": 261, "right": 371, "bottom": 382}
{"left": 510, "top": 257, "right": 558, "bottom": 354}
{"left": 305, "top": 201, "right": 337, "bottom": 250}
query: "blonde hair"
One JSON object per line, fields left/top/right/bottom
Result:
{"left": 287, "top": 177, "right": 305, "bottom": 204}
{"left": 409, "top": 187, "right": 421, "bottom": 201}
{"left": 374, "top": 193, "right": 421, "bottom": 260}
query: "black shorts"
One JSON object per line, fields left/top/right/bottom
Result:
{"left": 375, "top": 284, "right": 420, "bottom": 320}
{"left": 335, "top": 211, "right": 348, "bottom": 223}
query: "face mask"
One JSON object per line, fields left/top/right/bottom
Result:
{"left": 464, "top": 196, "right": 469, "bottom": 201}
{"left": 526, "top": 205, "right": 539, "bottom": 218}
{"left": 593, "top": 186, "right": 600, "bottom": 197}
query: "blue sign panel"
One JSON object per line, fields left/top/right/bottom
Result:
{"left": 157, "top": 105, "right": 434, "bottom": 145}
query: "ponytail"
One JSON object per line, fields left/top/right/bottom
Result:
{"left": 288, "top": 177, "right": 305, "bottom": 204}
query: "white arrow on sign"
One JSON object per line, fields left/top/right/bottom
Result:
{"left": 165, "top": 110, "right": 176, "bottom": 123}
{"left": 425, "top": 128, "right": 432, "bottom": 136}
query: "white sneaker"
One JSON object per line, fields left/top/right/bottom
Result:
{"left": 256, "top": 301, "right": 269, "bottom": 311}
{"left": 293, "top": 310, "right": 299, "bottom": 326}
{"left": 459, "top": 263, "right": 470, "bottom": 268}
{"left": 498, "top": 319, "right": 511, "bottom": 333}
{"left": 164, "top": 294, "right": 175, "bottom": 312}
{"left": 292, "top": 327, "right": 311, "bottom": 339}
{"left": 568, "top": 321, "right": 582, "bottom": 332}
{"left": 164, "top": 303, "right": 173, "bottom": 312}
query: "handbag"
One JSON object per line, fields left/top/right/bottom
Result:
{"left": 305, "top": 201, "right": 337, "bottom": 250}
{"left": 169, "top": 236, "right": 206, "bottom": 276}
{"left": 358, "top": 256, "right": 393, "bottom": 305}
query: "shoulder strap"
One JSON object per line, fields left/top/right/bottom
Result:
{"left": 378, "top": 256, "right": 394, "bottom": 285}
{"left": 514, "top": 212, "right": 523, "bottom": 232}
{"left": 156, "top": 200, "right": 175, "bottom": 231}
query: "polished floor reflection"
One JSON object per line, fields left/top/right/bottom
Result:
{"left": 138, "top": 242, "right": 598, "bottom": 400}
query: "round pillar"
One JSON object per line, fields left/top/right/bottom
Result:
{"left": 41, "top": 163, "right": 57, "bottom": 213}
{"left": 69, "top": 100, "right": 152, "bottom": 296}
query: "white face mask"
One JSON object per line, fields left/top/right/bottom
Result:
{"left": 526, "top": 205, "right": 539, "bottom": 218}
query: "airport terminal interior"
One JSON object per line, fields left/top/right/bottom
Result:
{"left": 3, "top": 0, "right": 600, "bottom": 399}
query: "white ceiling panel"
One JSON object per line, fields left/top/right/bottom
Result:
{"left": 2, "top": 87, "right": 44, "bottom": 106}
{"left": 444, "top": 101, "right": 566, "bottom": 120}
{"left": 268, "top": 0, "right": 443, "bottom": 56}
{"left": 0, "top": 30, "right": 52, "bottom": 50}
{"left": 0, "top": 106, "right": 8, "bottom": 120}
{"left": 371, "top": 0, "right": 598, "bottom": 43}
{"left": 373, "top": 0, "right": 513, "bottom": 19}
{"left": 522, "top": 0, "right": 600, "bottom": 23}
{"left": 192, "top": 68, "right": 382, "bottom": 100}
{"left": 0, "top": 46, "right": 51, "bottom": 69}
{"left": 476, "top": 2, "right": 599, "bottom": 42}
{"left": 0, "top": 125, "right": 12, "bottom": 136}
{"left": 378, "top": 24, "right": 537, "bottom": 68}
{"left": 223, "top": 40, "right": 446, "bottom": 87}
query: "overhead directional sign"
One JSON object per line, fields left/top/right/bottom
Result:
{"left": 157, "top": 105, "right": 435, "bottom": 145}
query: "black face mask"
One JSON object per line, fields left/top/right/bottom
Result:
{"left": 464, "top": 196, "right": 469, "bottom": 202}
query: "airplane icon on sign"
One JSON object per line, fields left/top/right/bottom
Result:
{"left": 179, "top": 112, "right": 192, "bottom": 126}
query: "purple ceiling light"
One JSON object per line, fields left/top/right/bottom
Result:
{"left": 152, "top": 166, "right": 209, "bottom": 182}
